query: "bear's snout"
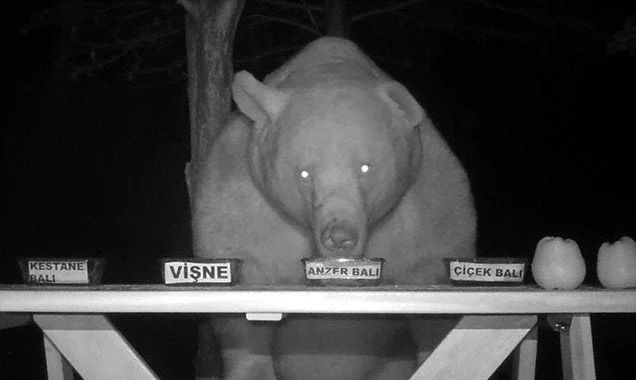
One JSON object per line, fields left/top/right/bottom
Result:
{"left": 320, "top": 221, "right": 359, "bottom": 253}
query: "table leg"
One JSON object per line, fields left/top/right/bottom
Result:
{"left": 512, "top": 325, "right": 538, "bottom": 380}
{"left": 34, "top": 314, "right": 158, "bottom": 380}
{"left": 560, "top": 314, "right": 596, "bottom": 380}
{"left": 410, "top": 315, "right": 537, "bottom": 380}
{"left": 43, "top": 334, "right": 74, "bottom": 380}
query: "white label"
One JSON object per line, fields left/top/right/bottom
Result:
{"left": 164, "top": 261, "right": 232, "bottom": 284}
{"left": 305, "top": 262, "right": 381, "bottom": 280}
{"left": 27, "top": 260, "right": 89, "bottom": 284}
{"left": 449, "top": 262, "right": 525, "bottom": 282}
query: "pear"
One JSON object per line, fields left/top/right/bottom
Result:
{"left": 532, "top": 237, "right": 586, "bottom": 290}
{"left": 597, "top": 236, "right": 636, "bottom": 289}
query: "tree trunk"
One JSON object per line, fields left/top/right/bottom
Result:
{"left": 324, "top": 0, "right": 349, "bottom": 38}
{"left": 182, "top": 0, "right": 245, "bottom": 201}
{"left": 180, "top": 0, "right": 245, "bottom": 377}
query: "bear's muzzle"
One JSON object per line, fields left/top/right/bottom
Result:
{"left": 320, "top": 220, "right": 359, "bottom": 253}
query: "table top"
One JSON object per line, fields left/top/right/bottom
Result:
{"left": 1, "top": 284, "right": 634, "bottom": 314}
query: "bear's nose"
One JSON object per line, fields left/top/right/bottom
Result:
{"left": 320, "top": 221, "right": 359, "bottom": 252}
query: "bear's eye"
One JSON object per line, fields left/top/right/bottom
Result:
{"left": 299, "top": 169, "right": 311, "bottom": 179}
{"left": 360, "top": 163, "right": 371, "bottom": 174}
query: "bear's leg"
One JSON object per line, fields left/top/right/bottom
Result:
{"left": 196, "top": 316, "right": 278, "bottom": 380}
{"left": 408, "top": 316, "right": 459, "bottom": 365}
{"left": 194, "top": 317, "right": 222, "bottom": 380}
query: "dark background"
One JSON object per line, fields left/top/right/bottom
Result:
{"left": 3, "top": 0, "right": 635, "bottom": 379}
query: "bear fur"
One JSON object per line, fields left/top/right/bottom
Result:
{"left": 192, "top": 37, "right": 476, "bottom": 380}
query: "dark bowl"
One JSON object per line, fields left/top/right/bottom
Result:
{"left": 443, "top": 257, "right": 528, "bottom": 286}
{"left": 301, "top": 257, "right": 385, "bottom": 287}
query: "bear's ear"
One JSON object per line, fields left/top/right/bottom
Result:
{"left": 376, "top": 81, "right": 424, "bottom": 129}
{"left": 232, "top": 71, "right": 289, "bottom": 128}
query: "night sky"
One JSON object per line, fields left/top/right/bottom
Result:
{"left": 3, "top": 1, "right": 636, "bottom": 379}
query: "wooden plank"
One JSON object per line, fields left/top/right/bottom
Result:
{"left": 34, "top": 314, "right": 158, "bottom": 380}
{"left": 560, "top": 314, "right": 596, "bottom": 380}
{"left": 410, "top": 315, "right": 537, "bottom": 380}
{"left": 512, "top": 325, "right": 538, "bottom": 380}
{"left": 1, "top": 287, "right": 635, "bottom": 314}
{"left": 43, "top": 334, "right": 74, "bottom": 380}
{"left": 245, "top": 312, "right": 284, "bottom": 321}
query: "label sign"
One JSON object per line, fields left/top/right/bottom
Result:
{"left": 163, "top": 261, "right": 232, "bottom": 284}
{"left": 27, "top": 260, "right": 89, "bottom": 284}
{"left": 449, "top": 261, "right": 525, "bottom": 282}
{"left": 305, "top": 261, "right": 381, "bottom": 280}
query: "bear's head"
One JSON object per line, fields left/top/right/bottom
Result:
{"left": 232, "top": 71, "right": 424, "bottom": 258}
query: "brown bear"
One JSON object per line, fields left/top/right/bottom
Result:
{"left": 192, "top": 37, "right": 476, "bottom": 380}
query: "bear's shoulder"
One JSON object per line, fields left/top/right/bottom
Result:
{"left": 264, "top": 37, "right": 388, "bottom": 88}
{"left": 202, "top": 113, "right": 252, "bottom": 184}
{"left": 296, "top": 37, "right": 366, "bottom": 61}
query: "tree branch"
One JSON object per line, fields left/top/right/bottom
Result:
{"left": 235, "top": 44, "right": 303, "bottom": 63}
{"left": 247, "top": 14, "right": 321, "bottom": 36}
{"left": 177, "top": 0, "right": 198, "bottom": 18}
{"left": 69, "top": 48, "right": 131, "bottom": 77}
{"left": 461, "top": 0, "right": 594, "bottom": 31}
{"left": 300, "top": 0, "right": 320, "bottom": 32}
{"left": 133, "top": 59, "right": 185, "bottom": 76}
{"left": 257, "top": 0, "right": 322, "bottom": 12}
{"left": 352, "top": 0, "right": 429, "bottom": 22}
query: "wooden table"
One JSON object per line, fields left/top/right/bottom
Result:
{"left": 1, "top": 284, "right": 635, "bottom": 380}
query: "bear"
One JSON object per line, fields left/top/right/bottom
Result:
{"left": 191, "top": 37, "right": 476, "bottom": 380}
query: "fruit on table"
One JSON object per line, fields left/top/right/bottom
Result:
{"left": 597, "top": 236, "right": 636, "bottom": 289}
{"left": 532, "top": 236, "right": 586, "bottom": 290}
